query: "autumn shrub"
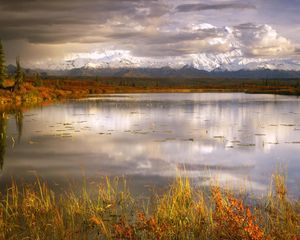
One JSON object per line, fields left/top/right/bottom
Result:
{"left": 0, "top": 174, "right": 298, "bottom": 240}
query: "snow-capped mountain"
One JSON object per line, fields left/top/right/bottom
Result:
{"left": 39, "top": 49, "right": 300, "bottom": 72}
{"left": 190, "top": 52, "right": 300, "bottom": 71}
{"left": 36, "top": 23, "right": 300, "bottom": 72}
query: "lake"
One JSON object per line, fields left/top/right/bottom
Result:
{"left": 1, "top": 93, "right": 300, "bottom": 197}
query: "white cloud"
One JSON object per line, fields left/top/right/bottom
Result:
{"left": 234, "top": 24, "right": 295, "bottom": 57}
{"left": 4, "top": 22, "right": 299, "bottom": 71}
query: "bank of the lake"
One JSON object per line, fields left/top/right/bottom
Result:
{"left": 0, "top": 81, "right": 86, "bottom": 108}
{"left": 1, "top": 77, "right": 300, "bottom": 109}
{"left": 0, "top": 174, "right": 299, "bottom": 240}
{"left": 1, "top": 92, "right": 300, "bottom": 197}
{"left": 0, "top": 91, "right": 299, "bottom": 239}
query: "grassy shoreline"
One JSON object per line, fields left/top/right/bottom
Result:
{"left": 1, "top": 77, "right": 300, "bottom": 109}
{"left": 0, "top": 80, "right": 299, "bottom": 239}
{"left": 0, "top": 174, "right": 299, "bottom": 240}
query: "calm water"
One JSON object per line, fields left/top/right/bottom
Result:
{"left": 1, "top": 93, "right": 300, "bottom": 196}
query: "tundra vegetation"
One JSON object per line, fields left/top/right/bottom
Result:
{"left": 0, "top": 41, "right": 299, "bottom": 240}
{"left": 0, "top": 174, "right": 299, "bottom": 239}
{"left": 1, "top": 40, "right": 300, "bottom": 108}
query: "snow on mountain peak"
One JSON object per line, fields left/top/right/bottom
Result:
{"left": 36, "top": 23, "right": 300, "bottom": 72}
{"left": 39, "top": 48, "right": 300, "bottom": 72}
{"left": 191, "top": 23, "right": 216, "bottom": 31}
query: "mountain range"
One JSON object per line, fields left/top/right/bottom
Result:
{"left": 7, "top": 49, "right": 300, "bottom": 79}
{"left": 41, "top": 49, "right": 300, "bottom": 72}
{"left": 7, "top": 65, "right": 300, "bottom": 79}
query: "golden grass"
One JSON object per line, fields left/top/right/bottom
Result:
{"left": 1, "top": 77, "right": 300, "bottom": 108}
{"left": 0, "top": 174, "right": 299, "bottom": 240}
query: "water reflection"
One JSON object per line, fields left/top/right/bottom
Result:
{"left": 0, "top": 93, "right": 300, "bottom": 196}
{"left": 0, "top": 112, "right": 7, "bottom": 170}
{"left": 0, "top": 109, "right": 24, "bottom": 171}
{"left": 15, "top": 110, "right": 23, "bottom": 143}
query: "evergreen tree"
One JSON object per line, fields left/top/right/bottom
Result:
{"left": 34, "top": 72, "right": 43, "bottom": 87}
{"left": 14, "top": 57, "right": 23, "bottom": 91}
{"left": 22, "top": 71, "right": 26, "bottom": 82}
{"left": 55, "top": 79, "right": 61, "bottom": 89}
{"left": 0, "top": 40, "right": 7, "bottom": 86}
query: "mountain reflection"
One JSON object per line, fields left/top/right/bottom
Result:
{"left": 0, "top": 93, "right": 300, "bottom": 196}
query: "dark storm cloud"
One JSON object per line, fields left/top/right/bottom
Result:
{"left": 0, "top": 0, "right": 168, "bottom": 43}
{"left": 103, "top": 26, "right": 227, "bottom": 57}
{"left": 2, "top": 0, "right": 219, "bottom": 60}
{"left": 0, "top": 0, "right": 153, "bottom": 12}
{"left": 0, "top": 0, "right": 299, "bottom": 67}
{"left": 108, "top": 28, "right": 219, "bottom": 45}
{"left": 234, "top": 23, "right": 258, "bottom": 30}
{"left": 176, "top": 2, "right": 256, "bottom": 12}
{"left": 130, "top": 43, "right": 219, "bottom": 57}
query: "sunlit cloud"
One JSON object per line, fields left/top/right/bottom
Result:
{"left": 0, "top": 0, "right": 299, "bottom": 69}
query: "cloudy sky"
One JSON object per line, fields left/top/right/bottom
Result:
{"left": 0, "top": 0, "right": 300, "bottom": 69}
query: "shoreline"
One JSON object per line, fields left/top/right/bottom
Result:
{"left": 1, "top": 78, "right": 300, "bottom": 110}
{"left": 0, "top": 174, "right": 298, "bottom": 239}
{"left": 0, "top": 79, "right": 299, "bottom": 239}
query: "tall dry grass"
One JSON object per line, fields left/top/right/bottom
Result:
{"left": 0, "top": 174, "right": 299, "bottom": 240}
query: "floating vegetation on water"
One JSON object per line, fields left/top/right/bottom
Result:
{"left": 237, "top": 143, "right": 256, "bottom": 147}
{"left": 181, "top": 138, "right": 194, "bottom": 142}
{"left": 213, "top": 136, "right": 225, "bottom": 139}
{"left": 28, "top": 140, "right": 39, "bottom": 144}
{"left": 164, "top": 138, "right": 176, "bottom": 141}
{"left": 163, "top": 130, "right": 173, "bottom": 134}
{"left": 266, "top": 142, "right": 279, "bottom": 145}
{"left": 133, "top": 131, "right": 149, "bottom": 135}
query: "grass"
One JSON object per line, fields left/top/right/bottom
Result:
{"left": 1, "top": 77, "right": 299, "bottom": 239}
{"left": 0, "top": 174, "right": 299, "bottom": 240}
{"left": 1, "top": 76, "right": 300, "bottom": 108}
